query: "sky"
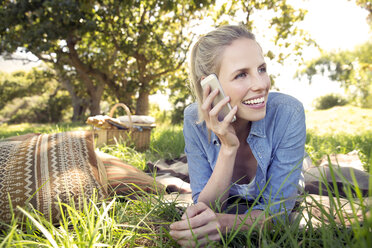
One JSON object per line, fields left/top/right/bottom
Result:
{"left": 1, "top": 0, "right": 370, "bottom": 110}
{"left": 274, "top": 0, "right": 371, "bottom": 109}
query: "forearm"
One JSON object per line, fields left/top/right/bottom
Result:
{"left": 198, "top": 145, "right": 237, "bottom": 209}
{"left": 216, "top": 210, "right": 267, "bottom": 234}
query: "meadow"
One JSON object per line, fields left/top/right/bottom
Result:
{"left": 0, "top": 105, "right": 371, "bottom": 247}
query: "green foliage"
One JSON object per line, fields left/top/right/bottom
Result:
{"left": 298, "top": 41, "right": 372, "bottom": 108}
{"left": 166, "top": 67, "right": 192, "bottom": 125}
{"left": 0, "top": 69, "right": 54, "bottom": 109}
{"left": 0, "top": 0, "right": 216, "bottom": 116}
{"left": 299, "top": 0, "right": 372, "bottom": 108}
{"left": 149, "top": 103, "right": 172, "bottom": 125}
{"left": 314, "top": 94, "right": 348, "bottom": 110}
{"left": 0, "top": 69, "right": 72, "bottom": 123}
{"left": 0, "top": 0, "right": 317, "bottom": 119}
{"left": 351, "top": 0, "right": 372, "bottom": 28}
{"left": 306, "top": 131, "right": 372, "bottom": 170}
{"left": 212, "top": 0, "right": 316, "bottom": 64}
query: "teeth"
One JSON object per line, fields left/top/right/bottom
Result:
{"left": 243, "top": 97, "right": 264, "bottom": 105}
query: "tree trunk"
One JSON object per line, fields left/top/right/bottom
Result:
{"left": 135, "top": 88, "right": 150, "bottom": 115}
{"left": 54, "top": 65, "right": 88, "bottom": 121}
{"left": 71, "top": 98, "right": 88, "bottom": 121}
{"left": 89, "top": 91, "right": 102, "bottom": 116}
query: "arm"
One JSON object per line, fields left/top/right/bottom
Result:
{"left": 184, "top": 109, "right": 237, "bottom": 209}
{"left": 197, "top": 145, "right": 237, "bottom": 209}
{"left": 186, "top": 85, "right": 239, "bottom": 209}
{"left": 170, "top": 202, "right": 267, "bottom": 247}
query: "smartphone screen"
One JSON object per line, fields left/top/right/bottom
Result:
{"left": 201, "top": 74, "right": 236, "bottom": 122}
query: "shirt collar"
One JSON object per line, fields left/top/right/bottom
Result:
{"left": 250, "top": 118, "right": 266, "bottom": 138}
{"left": 210, "top": 118, "right": 266, "bottom": 145}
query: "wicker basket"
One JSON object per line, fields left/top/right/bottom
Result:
{"left": 92, "top": 103, "right": 155, "bottom": 150}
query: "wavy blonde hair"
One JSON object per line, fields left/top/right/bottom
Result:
{"left": 189, "top": 25, "right": 256, "bottom": 122}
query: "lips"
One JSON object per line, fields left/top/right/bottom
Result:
{"left": 242, "top": 96, "right": 265, "bottom": 105}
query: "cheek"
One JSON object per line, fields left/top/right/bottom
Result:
{"left": 264, "top": 75, "right": 271, "bottom": 89}
{"left": 224, "top": 85, "right": 246, "bottom": 102}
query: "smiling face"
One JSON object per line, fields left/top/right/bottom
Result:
{"left": 218, "top": 38, "right": 271, "bottom": 123}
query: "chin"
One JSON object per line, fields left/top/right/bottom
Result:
{"left": 237, "top": 108, "right": 267, "bottom": 122}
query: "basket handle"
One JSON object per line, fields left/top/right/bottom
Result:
{"left": 109, "top": 103, "right": 133, "bottom": 128}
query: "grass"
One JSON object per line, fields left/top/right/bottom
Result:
{"left": 0, "top": 122, "right": 90, "bottom": 139}
{"left": 305, "top": 105, "right": 372, "bottom": 136}
{"left": 0, "top": 105, "right": 371, "bottom": 247}
{"left": 306, "top": 105, "right": 372, "bottom": 169}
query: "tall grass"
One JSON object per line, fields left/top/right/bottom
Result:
{"left": 1, "top": 164, "right": 371, "bottom": 247}
{"left": 306, "top": 130, "right": 372, "bottom": 169}
{"left": 0, "top": 191, "right": 182, "bottom": 247}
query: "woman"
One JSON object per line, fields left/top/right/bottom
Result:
{"left": 170, "top": 25, "right": 306, "bottom": 246}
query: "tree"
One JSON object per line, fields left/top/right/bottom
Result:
{"left": 0, "top": 0, "right": 214, "bottom": 117}
{"left": 0, "top": 69, "right": 71, "bottom": 123}
{"left": 298, "top": 1, "right": 372, "bottom": 108}
{"left": 298, "top": 42, "right": 372, "bottom": 107}
{"left": 215, "top": 0, "right": 314, "bottom": 64}
{"left": 0, "top": 69, "right": 53, "bottom": 110}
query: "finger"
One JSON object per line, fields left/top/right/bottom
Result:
{"left": 208, "top": 95, "right": 230, "bottom": 117}
{"left": 186, "top": 207, "right": 216, "bottom": 228}
{"left": 181, "top": 202, "right": 208, "bottom": 220}
{"left": 173, "top": 225, "right": 222, "bottom": 247}
{"left": 222, "top": 105, "right": 238, "bottom": 123}
{"left": 202, "top": 84, "right": 211, "bottom": 101}
{"left": 172, "top": 230, "right": 220, "bottom": 247}
{"left": 194, "top": 233, "right": 222, "bottom": 246}
{"left": 201, "top": 88, "right": 219, "bottom": 115}
{"left": 170, "top": 204, "right": 209, "bottom": 231}
{"left": 178, "top": 206, "right": 217, "bottom": 231}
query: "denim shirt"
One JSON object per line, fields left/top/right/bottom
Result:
{"left": 183, "top": 92, "right": 306, "bottom": 215}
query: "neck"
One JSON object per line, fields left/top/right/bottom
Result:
{"left": 232, "top": 118, "right": 251, "bottom": 142}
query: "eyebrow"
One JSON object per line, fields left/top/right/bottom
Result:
{"left": 232, "top": 62, "right": 267, "bottom": 75}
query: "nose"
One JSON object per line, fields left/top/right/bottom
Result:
{"left": 250, "top": 73, "right": 269, "bottom": 91}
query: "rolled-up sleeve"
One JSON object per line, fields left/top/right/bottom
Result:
{"left": 183, "top": 107, "right": 213, "bottom": 203}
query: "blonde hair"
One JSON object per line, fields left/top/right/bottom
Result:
{"left": 189, "top": 25, "right": 256, "bottom": 121}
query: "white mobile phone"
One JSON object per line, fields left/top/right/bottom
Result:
{"left": 201, "top": 74, "right": 236, "bottom": 122}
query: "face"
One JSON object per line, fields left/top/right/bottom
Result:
{"left": 218, "top": 38, "right": 271, "bottom": 122}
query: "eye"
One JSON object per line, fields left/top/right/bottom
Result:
{"left": 234, "top": 72, "right": 247, "bottom": 80}
{"left": 258, "top": 65, "right": 267, "bottom": 73}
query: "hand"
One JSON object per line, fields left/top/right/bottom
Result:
{"left": 169, "top": 202, "right": 224, "bottom": 247}
{"left": 201, "top": 85, "right": 239, "bottom": 149}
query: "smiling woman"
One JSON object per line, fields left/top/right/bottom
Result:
{"left": 169, "top": 25, "right": 306, "bottom": 247}
{"left": 218, "top": 38, "right": 270, "bottom": 122}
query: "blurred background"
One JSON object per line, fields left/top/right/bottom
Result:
{"left": 0, "top": 0, "right": 371, "bottom": 125}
